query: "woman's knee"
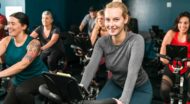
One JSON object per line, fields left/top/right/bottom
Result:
{"left": 47, "top": 59, "right": 58, "bottom": 70}
{"left": 48, "top": 53, "right": 61, "bottom": 64}
{"left": 15, "top": 86, "right": 29, "bottom": 97}
{"left": 160, "top": 79, "right": 172, "bottom": 102}
{"left": 96, "top": 80, "right": 122, "bottom": 100}
{"left": 130, "top": 81, "right": 153, "bottom": 104}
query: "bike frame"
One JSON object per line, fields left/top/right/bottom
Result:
{"left": 170, "top": 63, "right": 184, "bottom": 104}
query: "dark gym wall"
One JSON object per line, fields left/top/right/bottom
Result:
{"left": 25, "top": 0, "right": 67, "bottom": 32}
{"left": 0, "top": 0, "right": 111, "bottom": 32}
{"left": 5, "top": 0, "right": 188, "bottom": 33}
{"left": 26, "top": 0, "right": 111, "bottom": 32}
{"left": 126, "top": 0, "right": 190, "bottom": 32}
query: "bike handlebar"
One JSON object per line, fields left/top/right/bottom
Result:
{"left": 156, "top": 53, "right": 171, "bottom": 61}
{"left": 181, "top": 58, "right": 190, "bottom": 62}
{"left": 157, "top": 53, "right": 190, "bottom": 73}
{"left": 71, "top": 44, "right": 83, "bottom": 50}
{"left": 39, "top": 84, "right": 62, "bottom": 103}
{"left": 78, "top": 84, "right": 90, "bottom": 96}
{"left": 156, "top": 53, "right": 190, "bottom": 63}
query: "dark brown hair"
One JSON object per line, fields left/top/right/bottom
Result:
{"left": 10, "top": 12, "right": 29, "bottom": 33}
{"left": 172, "top": 11, "right": 190, "bottom": 42}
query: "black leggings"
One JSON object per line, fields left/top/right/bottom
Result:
{"left": 160, "top": 66, "right": 190, "bottom": 103}
{"left": 3, "top": 76, "right": 45, "bottom": 104}
{"left": 41, "top": 49, "right": 63, "bottom": 71}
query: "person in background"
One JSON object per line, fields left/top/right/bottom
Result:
{"left": 159, "top": 11, "right": 190, "bottom": 104}
{"left": 0, "top": 14, "right": 7, "bottom": 40}
{"left": 0, "top": 14, "right": 8, "bottom": 66}
{"left": 79, "top": 6, "right": 97, "bottom": 36}
{"left": 91, "top": 9, "right": 108, "bottom": 46}
{"left": 80, "top": 2, "right": 152, "bottom": 104}
{"left": 30, "top": 10, "right": 66, "bottom": 72}
{"left": 90, "top": 9, "right": 109, "bottom": 89}
{"left": 0, "top": 12, "right": 48, "bottom": 104}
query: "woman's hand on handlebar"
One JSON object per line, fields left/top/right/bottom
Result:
{"left": 160, "top": 58, "right": 169, "bottom": 65}
{"left": 113, "top": 98, "right": 123, "bottom": 104}
{"left": 187, "top": 62, "right": 190, "bottom": 68}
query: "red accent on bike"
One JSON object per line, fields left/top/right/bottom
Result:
{"left": 186, "top": 101, "right": 190, "bottom": 104}
{"left": 168, "top": 61, "right": 188, "bottom": 75}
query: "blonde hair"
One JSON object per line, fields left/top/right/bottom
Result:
{"left": 97, "top": 9, "right": 104, "bottom": 16}
{"left": 105, "top": 2, "right": 128, "bottom": 19}
{"left": 112, "top": 0, "right": 122, "bottom": 2}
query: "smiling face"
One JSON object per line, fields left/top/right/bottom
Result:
{"left": 104, "top": 7, "right": 128, "bottom": 36}
{"left": 97, "top": 13, "right": 105, "bottom": 27}
{"left": 7, "top": 17, "right": 26, "bottom": 37}
{"left": 41, "top": 14, "right": 53, "bottom": 27}
{"left": 178, "top": 16, "right": 190, "bottom": 34}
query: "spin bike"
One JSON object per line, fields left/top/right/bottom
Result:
{"left": 39, "top": 72, "right": 117, "bottom": 104}
{"left": 157, "top": 45, "right": 190, "bottom": 104}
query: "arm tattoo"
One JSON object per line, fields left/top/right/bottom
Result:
{"left": 24, "top": 40, "right": 41, "bottom": 62}
{"left": 24, "top": 55, "right": 33, "bottom": 62}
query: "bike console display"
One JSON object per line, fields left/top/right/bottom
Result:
{"left": 166, "top": 45, "right": 187, "bottom": 60}
{"left": 42, "top": 72, "right": 83, "bottom": 103}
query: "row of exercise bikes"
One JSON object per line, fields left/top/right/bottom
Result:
{"left": 39, "top": 31, "right": 116, "bottom": 104}
{"left": 0, "top": 29, "right": 190, "bottom": 104}
{"left": 0, "top": 31, "right": 116, "bottom": 104}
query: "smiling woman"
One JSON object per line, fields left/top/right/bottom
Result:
{"left": 80, "top": 2, "right": 152, "bottom": 104}
{"left": 91, "top": 10, "right": 108, "bottom": 45}
{"left": 30, "top": 10, "right": 65, "bottom": 72}
{"left": 0, "top": 12, "right": 48, "bottom": 104}
{"left": 159, "top": 11, "right": 190, "bottom": 104}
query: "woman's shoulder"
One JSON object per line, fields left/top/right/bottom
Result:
{"left": 99, "top": 35, "right": 110, "bottom": 41}
{"left": 95, "top": 35, "right": 110, "bottom": 46}
{"left": 36, "top": 25, "right": 43, "bottom": 29}
{"left": 128, "top": 32, "right": 144, "bottom": 41}
{"left": 167, "top": 30, "right": 176, "bottom": 35}
{"left": 0, "top": 36, "right": 12, "bottom": 47}
{"left": 34, "top": 25, "right": 43, "bottom": 32}
{"left": 165, "top": 30, "right": 176, "bottom": 38}
{"left": 1, "top": 36, "right": 11, "bottom": 42}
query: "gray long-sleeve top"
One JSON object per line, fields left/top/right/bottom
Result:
{"left": 80, "top": 32, "right": 149, "bottom": 104}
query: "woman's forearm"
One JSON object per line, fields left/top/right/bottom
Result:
{"left": 41, "top": 35, "right": 59, "bottom": 50}
{"left": 0, "top": 60, "right": 28, "bottom": 78}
